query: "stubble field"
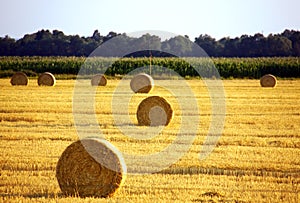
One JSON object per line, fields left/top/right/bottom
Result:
{"left": 0, "top": 78, "right": 299, "bottom": 202}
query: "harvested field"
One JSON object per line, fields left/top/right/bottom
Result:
{"left": 0, "top": 78, "right": 299, "bottom": 202}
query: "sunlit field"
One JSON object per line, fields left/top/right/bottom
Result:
{"left": 0, "top": 78, "right": 299, "bottom": 202}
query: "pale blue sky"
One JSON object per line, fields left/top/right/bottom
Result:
{"left": 1, "top": 0, "right": 299, "bottom": 40}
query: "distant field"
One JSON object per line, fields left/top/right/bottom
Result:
{"left": 0, "top": 78, "right": 299, "bottom": 202}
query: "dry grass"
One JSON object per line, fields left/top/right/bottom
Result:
{"left": 91, "top": 74, "right": 107, "bottom": 86}
{"left": 0, "top": 78, "right": 299, "bottom": 202}
{"left": 38, "top": 72, "right": 56, "bottom": 86}
{"left": 10, "top": 72, "right": 28, "bottom": 86}
{"left": 260, "top": 74, "right": 277, "bottom": 87}
{"left": 130, "top": 73, "right": 154, "bottom": 93}
{"left": 56, "top": 138, "right": 126, "bottom": 198}
{"left": 136, "top": 96, "right": 173, "bottom": 126}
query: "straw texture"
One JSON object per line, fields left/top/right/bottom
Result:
{"left": 56, "top": 138, "right": 126, "bottom": 198}
{"left": 38, "top": 72, "right": 56, "bottom": 86}
{"left": 91, "top": 74, "right": 107, "bottom": 86}
{"left": 130, "top": 73, "right": 154, "bottom": 93}
{"left": 137, "top": 96, "right": 173, "bottom": 126}
{"left": 10, "top": 72, "right": 28, "bottom": 86}
{"left": 260, "top": 74, "right": 277, "bottom": 87}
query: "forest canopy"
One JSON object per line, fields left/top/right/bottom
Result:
{"left": 0, "top": 29, "right": 300, "bottom": 57}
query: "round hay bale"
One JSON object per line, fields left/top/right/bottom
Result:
{"left": 137, "top": 96, "right": 173, "bottom": 126}
{"left": 56, "top": 138, "right": 126, "bottom": 198}
{"left": 130, "top": 73, "right": 154, "bottom": 93}
{"left": 10, "top": 72, "right": 28, "bottom": 86}
{"left": 260, "top": 74, "right": 277, "bottom": 87}
{"left": 38, "top": 72, "right": 56, "bottom": 86}
{"left": 91, "top": 74, "right": 107, "bottom": 86}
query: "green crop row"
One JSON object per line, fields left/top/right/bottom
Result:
{"left": 0, "top": 56, "right": 299, "bottom": 78}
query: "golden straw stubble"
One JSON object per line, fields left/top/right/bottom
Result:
{"left": 260, "top": 74, "right": 277, "bottom": 87}
{"left": 10, "top": 72, "right": 28, "bottom": 86}
{"left": 56, "top": 138, "right": 126, "bottom": 198}
{"left": 130, "top": 73, "right": 154, "bottom": 93}
{"left": 137, "top": 96, "right": 173, "bottom": 126}
{"left": 38, "top": 72, "right": 56, "bottom": 86}
{"left": 91, "top": 74, "right": 107, "bottom": 86}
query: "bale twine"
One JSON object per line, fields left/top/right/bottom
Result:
{"left": 56, "top": 138, "right": 126, "bottom": 198}
{"left": 38, "top": 72, "right": 56, "bottom": 86}
{"left": 91, "top": 74, "right": 107, "bottom": 86}
{"left": 260, "top": 74, "right": 277, "bottom": 87}
{"left": 137, "top": 96, "right": 173, "bottom": 126}
{"left": 10, "top": 72, "right": 28, "bottom": 86}
{"left": 130, "top": 73, "right": 154, "bottom": 93}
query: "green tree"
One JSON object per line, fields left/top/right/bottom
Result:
{"left": 0, "top": 35, "right": 16, "bottom": 55}
{"left": 195, "top": 34, "right": 222, "bottom": 56}
{"left": 162, "top": 35, "right": 196, "bottom": 56}
{"left": 266, "top": 34, "right": 292, "bottom": 56}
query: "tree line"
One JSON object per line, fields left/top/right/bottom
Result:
{"left": 0, "top": 29, "right": 299, "bottom": 57}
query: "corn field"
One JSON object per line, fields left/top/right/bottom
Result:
{"left": 0, "top": 56, "right": 299, "bottom": 78}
